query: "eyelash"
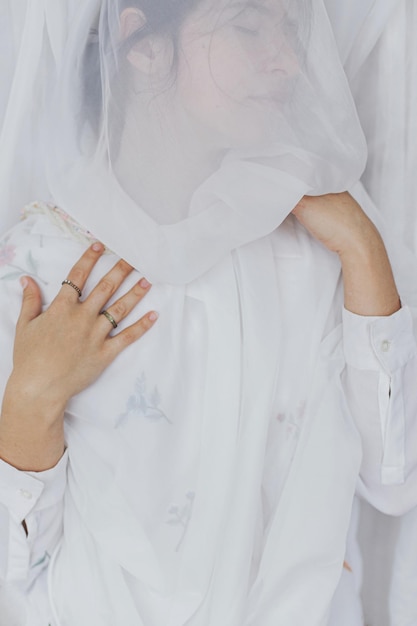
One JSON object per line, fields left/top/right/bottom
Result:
{"left": 234, "top": 25, "right": 260, "bottom": 36}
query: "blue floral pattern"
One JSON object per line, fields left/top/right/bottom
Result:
{"left": 31, "top": 551, "right": 50, "bottom": 570}
{"left": 166, "top": 491, "right": 195, "bottom": 552}
{"left": 118, "top": 372, "right": 171, "bottom": 425}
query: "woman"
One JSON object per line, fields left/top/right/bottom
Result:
{"left": 0, "top": 1, "right": 416, "bottom": 624}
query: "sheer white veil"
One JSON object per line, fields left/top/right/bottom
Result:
{"left": 324, "top": 0, "right": 399, "bottom": 77}
{"left": 0, "top": 0, "right": 81, "bottom": 232}
{"left": 0, "top": 0, "right": 366, "bottom": 283}
{"left": 324, "top": 0, "right": 417, "bottom": 248}
{"left": 349, "top": 0, "right": 417, "bottom": 255}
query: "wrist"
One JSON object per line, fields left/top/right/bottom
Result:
{"left": 2, "top": 372, "right": 67, "bottom": 426}
{"left": 338, "top": 235, "right": 401, "bottom": 317}
{"left": 0, "top": 375, "right": 66, "bottom": 471}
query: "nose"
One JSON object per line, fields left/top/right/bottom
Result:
{"left": 263, "top": 32, "right": 300, "bottom": 78}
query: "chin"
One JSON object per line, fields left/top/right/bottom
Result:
{"left": 222, "top": 119, "right": 278, "bottom": 150}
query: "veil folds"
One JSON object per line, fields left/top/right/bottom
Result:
{"left": 349, "top": 0, "right": 417, "bottom": 255}
{"left": 324, "top": 0, "right": 399, "bottom": 77}
{"left": 0, "top": 0, "right": 367, "bottom": 283}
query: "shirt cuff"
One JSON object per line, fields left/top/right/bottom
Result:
{"left": 343, "top": 305, "right": 415, "bottom": 372}
{"left": 0, "top": 451, "right": 68, "bottom": 522}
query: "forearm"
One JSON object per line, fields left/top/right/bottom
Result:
{"left": 339, "top": 224, "right": 401, "bottom": 317}
{"left": 292, "top": 192, "right": 401, "bottom": 316}
{"left": 0, "top": 374, "right": 66, "bottom": 472}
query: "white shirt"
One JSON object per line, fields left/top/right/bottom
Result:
{"left": 0, "top": 205, "right": 417, "bottom": 625}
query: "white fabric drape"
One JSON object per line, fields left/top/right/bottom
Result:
{"left": 324, "top": 0, "right": 400, "bottom": 78}
{"left": 0, "top": 0, "right": 367, "bottom": 277}
{"left": 351, "top": 0, "right": 417, "bottom": 255}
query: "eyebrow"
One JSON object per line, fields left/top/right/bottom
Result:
{"left": 226, "top": 1, "right": 274, "bottom": 17}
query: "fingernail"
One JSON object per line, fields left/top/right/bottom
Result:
{"left": 92, "top": 242, "right": 103, "bottom": 252}
{"left": 148, "top": 311, "right": 159, "bottom": 322}
{"left": 139, "top": 278, "right": 151, "bottom": 289}
{"left": 20, "top": 277, "right": 28, "bottom": 290}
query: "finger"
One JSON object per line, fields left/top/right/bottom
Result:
{"left": 106, "top": 311, "right": 159, "bottom": 356}
{"left": 98, "top": 277, "right": 152, "bottom": 332}
{"left": 59, "top": 242, "right": 104, "bottom": 301}
{"left": 17, "top": 277, "right": 43, "bottom": 326}
{"left": 84, "top": 258, "right": 134, "bottom": 312}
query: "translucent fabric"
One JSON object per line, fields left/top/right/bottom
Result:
{"left": 0, "top": 0, "right": 367, "bottom": 283}
{"left": 350, "top": 0, "right": 417, "bottom": 255}
{"left": 325, "top": 0, "right": 417, "bottom": 259}
{"left": 0, "top": 0, "right": 73, "bottom": 228}
{"left": 324, "top": 0, "right": 399, "bottom": 77}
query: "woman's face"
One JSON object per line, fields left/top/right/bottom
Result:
{"left": 173, "top": 0, "right": 300, "bottom": 149}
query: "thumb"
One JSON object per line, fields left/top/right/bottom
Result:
{"left": 18, "top": 276, "right": 43, "bottom": 325}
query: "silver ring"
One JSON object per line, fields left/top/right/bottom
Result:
{"left": 62, "top": 279, "right": 82, "bottom": 298}
{"left": 100, "top": 309, "right": 118, "bottom": 329}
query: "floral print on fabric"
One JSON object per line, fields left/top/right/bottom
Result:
{"left": 22, "top": 201, "right": 113, "bottom": 253}
{"left": 0, "top": 235, "right": 46, "bottom": 283}
{"left": 166, "top": 492, "right": 196, "bottom": 552}
{"left": 276, "top": 403, "right": 306, "bottom": 444}
{"left": 118, "top": 372, "right": 171, "bottom": 426}
{"left": 31, "top": 551, "right": 50, "bottom": 570}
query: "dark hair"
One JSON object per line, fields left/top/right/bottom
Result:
{"left": 118, "top": 0, "right": 203, "bottom": 58}
{"left": 81, "top": 0, "right": 204, "bottom": 138}
{"left": 81, "top": 0, "right": 311, "bottom": 143}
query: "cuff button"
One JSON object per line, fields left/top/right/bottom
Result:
{"left": 381, "top": 340, "right": 391, "bottom": 353}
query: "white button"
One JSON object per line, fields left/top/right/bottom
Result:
{"left": 381, "top": 340, "right": 391, "bottom": 353}
{"left": 18, "top": 489, "right": 33, "bottom": 500}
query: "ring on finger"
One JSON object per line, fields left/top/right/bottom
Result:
{"left": 62, "top": 279, "right": 82, "bottom": 298}
{"left": 100, "top": 309, "right": 118, "bottom": 329}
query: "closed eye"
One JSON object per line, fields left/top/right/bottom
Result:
{"left": 234, "top": 25, "right": 260, "bottom": 36}
{"left": 230, "top": 6, "right": 263, "bottom": 35}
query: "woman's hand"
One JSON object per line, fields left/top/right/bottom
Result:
{"left": 292, "top": 192, "right": 401, "bottom": 317}
{"left": 0, "top": 242, "right": 158, "bottom": 471}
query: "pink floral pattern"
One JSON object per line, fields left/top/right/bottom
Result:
{"left": 22, "top": 201, "right": 108, "bottom": 251}
{"left": 0, "top": 235, "right": 46, "bottom": 284}
{"left": 0, "top": 243, "right": 16, "bottom": 267}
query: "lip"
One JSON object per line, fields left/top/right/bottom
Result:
{"left": 249, "top": 94, "right": 286, "bottom": 106}
{"left": 250, "top": 83, "right": 297, "bottom": 105}
{"left": 249, "top": 78, "right": 297, "bottom": 105}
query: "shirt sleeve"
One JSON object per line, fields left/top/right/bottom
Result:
{"left": 0, "top": 450, "right": 68, "bottom": 586}
{"left": 342, "top": 305, "right": 417, "bottom": 515}
{"left": 0, "top": 217, "right": 77, "bottom": 588}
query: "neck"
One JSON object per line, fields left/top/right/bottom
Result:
{"left": 114, "top": 100, "right": 223, "bottom": 224}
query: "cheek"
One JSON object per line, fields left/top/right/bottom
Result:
{"left": 175, "top": 33, "right": 275, "bottom": 147}
{"left": 178, "top": 34, "right": 253, "bottom": 109}
{"left": 204, "top": 34, "right": 258, "bottom": 100}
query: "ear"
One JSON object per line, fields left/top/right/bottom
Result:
{"left": 120, "top": 8, "right": 172, "bottom": 76}
{"left": 120, "top": 7, "right": 146, "bottom": 39}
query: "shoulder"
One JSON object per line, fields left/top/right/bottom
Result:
{"left": 0, "top": 201, "right": 110, "bottom": 308}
